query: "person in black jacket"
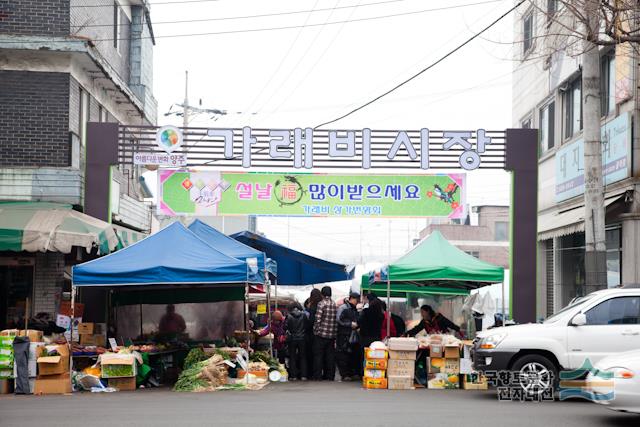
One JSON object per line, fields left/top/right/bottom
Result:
{"left": 404, "top": 305, "right": 462, "bottom": 337}
{"left": 358, "top": 295, "right": 384, "bottom": 348}
{"left": 285, "top": 301, "right": 308, "bottom": 380}
{"left": 303, "top": 289, "right": 323, "bottom": 379}
{"left": 336, "top": 292, "right": 360, "bottom": 381}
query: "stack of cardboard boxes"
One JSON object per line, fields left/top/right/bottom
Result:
{"left": 0, "top": 329, "right": 44, "bottom": 394}
{"left": 362, "top": 347, "right": 388, "bottom": 389}
{"left": 387, "top": 338, "right": 418, "bottom": 390}
{"left": 78, "top": 322, "right": 107, "bottom": 347}
{"left": 461, "top": 340, "right": 488, "bottom": 390}
{"left": 34, "top": 344, "right": 72, "bottom": 394}
{"left": 101, "top": 353, "right": 137, "bottom": 391}
{"left": 427, "top": 337, "right": 461, "bottom": 389}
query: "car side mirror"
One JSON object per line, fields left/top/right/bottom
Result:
{"left": 571, "top": 313, "right": 587, "bottom": 326}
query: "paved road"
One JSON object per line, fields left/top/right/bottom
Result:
{"left": 0, "top": 382, "right": 637, "bottom": 427}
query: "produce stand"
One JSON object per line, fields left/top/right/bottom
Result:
{"left": 361, "top": 231, "right": 504, "bottom": 391}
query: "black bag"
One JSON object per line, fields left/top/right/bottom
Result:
{"left": 348, "top": 330, "right": 359, "bottom": 346}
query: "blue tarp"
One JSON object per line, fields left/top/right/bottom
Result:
{"left": 188, "top": 219, "right": 271, "bottom": 283}
{"left": 73, "top": 222, "right": 249, "bottom": 286}
{"left": 231, "top": 230, "right": 354, "bottom": 286}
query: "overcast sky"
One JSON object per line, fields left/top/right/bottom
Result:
{"left": 148, "top": 0, "right": 515, "bottom": 284}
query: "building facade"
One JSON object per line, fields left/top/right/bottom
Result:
{"left": 512, "top": 1, "right": 640, "bottom": 318}
{"left": 418, "top": 205, "right": 510, "bottom": 269}
{"left": 0, "top": 1, "right": 157, "bottom": 325}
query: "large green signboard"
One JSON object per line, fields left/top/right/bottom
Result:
{"left": 158, "top": 171, "right": 465, "bottom": 218}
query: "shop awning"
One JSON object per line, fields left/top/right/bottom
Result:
{"left": 72, "top": 222, "right": 249, "bottom": 287}
{"left": 112, "top": 224, "right": 148, "bottom": 249}
{"left": 537, "top": 195, "right": 623, "bottom": 241}
{"left": 188, "top": 219, "right": 274, "bottom": 284}
{"left": 0, "top": 201, "right": 118, "bottom": 255}
{"left": 231, "top": 230, "right": 355, "bottom": 286}
{"left": 368, "top": 230, "right": 504, "bottom": 291}
{"left": 361, "top": 279, "right": 471, "bottom": 297}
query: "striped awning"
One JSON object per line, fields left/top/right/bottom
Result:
{"left": 0, "top": 202, "right": 119, "bottom": 255}
{"left": 111, "top": 224, "right": 148, "bottom": 249}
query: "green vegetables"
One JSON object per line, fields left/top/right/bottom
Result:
{"left": 101, "top": 364, "right": 134, "bottom": 378}
{"left": 183, "top": 348, "right": 208, "bottom": 370}
{"left": 249, "top": 351, "right": 279, "bottom": 370}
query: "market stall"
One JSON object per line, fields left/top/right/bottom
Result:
{"left": 68, "top": 222, "right": 260, "bottom": 393}
{"left": 361, "top": 230, "right": 504, "bottom": 390}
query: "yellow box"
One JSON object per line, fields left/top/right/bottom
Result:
{"left": 363, "top": 369, "right": 386, "bottom": 379}
{"left": 462, "top": 374, "right": 488, "bottom": 390}
{"left": 362, "top": 377, "right": 387, "bottom": 389}
{"left": 364, "top": 359, "right": 387, "bottom": 370}
{"left": 364, "top": 348, "right": 388, "bottom": 360}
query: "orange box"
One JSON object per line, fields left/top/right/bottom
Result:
{"left": 364, "top": 348, "right": 388, "bottom": 360}
{"left": 362, "top": 377, "right": 387, "bottom": 389}
{"left": 364, "top": 359, "right": 387, "bottom": 370}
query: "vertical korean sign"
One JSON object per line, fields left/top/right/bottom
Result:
{"left": 158, "top": 171, "right": 466, "bottom": 218}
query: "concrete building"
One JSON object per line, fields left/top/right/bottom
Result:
{"left": 0, "top": 1, "right": 157, "bottom": 326}
{"left": 512, "top": 1, "right": 640, "bottom": 318}
{"left": 418, "top": 205, "right": 510, "bottom": 269}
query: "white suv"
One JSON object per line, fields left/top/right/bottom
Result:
{"left": 473, "top": 286, "right": 640, "bottom": 392}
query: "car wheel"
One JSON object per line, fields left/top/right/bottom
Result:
{"left": 511, "top": 354, "right": 559, "bottom": 395}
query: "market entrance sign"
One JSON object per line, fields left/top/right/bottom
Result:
{"left": 87, "top": 123, "right": 538, "bottom": 324}
{"left": 157, "top": 171, "right": 466, "bottom": 218}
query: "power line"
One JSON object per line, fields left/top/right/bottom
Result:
{"left": 313, "top": 0, "right": 526, "bottom": 129}
{"left": 5, "top": 0, "right": 508, "bottom": 45}
{"left": 71, "top": 0, "right": 225, "bottom": 7}
{"left": 71, "top": 0, "right": 418, "bottom": 26}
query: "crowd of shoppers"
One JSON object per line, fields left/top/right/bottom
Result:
{"left": 255, "top": 289, "right": 461, "bottom": 381}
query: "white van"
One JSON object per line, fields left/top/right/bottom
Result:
{"left": 473, "top": 285, "right": 640, "bottom": 392}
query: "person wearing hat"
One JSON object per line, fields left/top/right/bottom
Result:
{"left": 257, "top": 310, "right": 287, "bottom": 363}
{"left": 336, "top": 291, "right": 361, "bottom": 381}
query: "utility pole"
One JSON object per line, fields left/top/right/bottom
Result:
{"left": 183, "top": 70, "right": 189, "bottom": 129}
{"left": 581, "top": 0, "right": 607, "bottom": 293}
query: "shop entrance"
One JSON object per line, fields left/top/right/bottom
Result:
{"left": 0, "top": 264, "right": 34, "bottom": 330}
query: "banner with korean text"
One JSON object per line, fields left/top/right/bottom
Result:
{"left": 158, "top": 171, "right": 465, "bottom": 218}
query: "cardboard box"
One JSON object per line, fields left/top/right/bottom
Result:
{"left": 387, "top": 337, "right": 418, "bottom": 351}
{"left": 388, "top": 350, "right": 416, "bottom": 360}
{"left": 427, "top": 373, "right": 460, "bottom": 389}
{"left": 444, "top": 358, "right": 460, "bottom": 375}
{"left": 362, "top": 377, "right": 387, "bottom": 389}
{"left": 101, "top": 353, "right": 137, "bottom": 378}
{"left": 444, "top": 345, "right": 460, "bottom": 359}
{"left": 37, "top": 345, "right": 70, "bottom": 376}
{"left": 387, "top": 375, "right": 414, "bottom": 390}
{"left": 387, "top": 359, "right": 415, "bottom": 377}
{"left": 364, "top": 359, "right": 388, "bottom": 370}
{"left": 0, "top": 379, "right": 11, "bottom": 394}
{"left": 364, "top": 348, "right": 388, "bottom": 360}
{"left": 108, "top": 377, "right": 136, "bottom": 391}
{"left": 80, "top": 334, "right": 106, "bottom": 347}
{"left": 429, "top": 357, "right": 445, "bottom": 374}
{"left": 363, "top": 369, "right": 386, "bottom": 379}
{"left": 429, "top": 344, "right": 444, "bottom": 358}
{"left": 462, "top": 373, "right": 488, "bottom": 390}
{"left": 34, "top": 373, "right": 72, "bottom": 395}
{"left": 78, "top": 323, "right": 94, "bottom": 335}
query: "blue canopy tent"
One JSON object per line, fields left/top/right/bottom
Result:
{"left": 187, "top": 219, "right": 276, "bottom": 285}
{"left": 231, "top": 230, "right": 354, "bottom": 286}
{"left": 71, "top": 222, "right": 254, "bottom": 343}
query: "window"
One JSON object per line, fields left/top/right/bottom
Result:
{"left": 523, "top": 12, "right": 533, "bottom": 55}
{"left": 585, "top": 297, "right": 640, "bottom": 325}
{"left": 521, "top": 117, "right": 532, "bottom": 129}
{"left": 539, "top": 101, "right": 555, "bottom": 155}
{"left": 606, "top": 227, "right": 621, "bottom": 288}
{"left": 495, "top": 221, "right": 508, "bottom": 241}
{"left": 563, "top": 77, "right": 582, "bottom": 139}
{"left": 98, "top": 106, "right": 108, "bottom": 122}
{"left": 79, "top": 88, "right": 89, "bottom": 146}
{"left": 113, "top": 2, "right": 122, "bottom": 52}
{"left": 547, "top": 0, "right": 557, "bottom": 21}
{"left": 601, "top": 53, "right": 616, "bottom": 116}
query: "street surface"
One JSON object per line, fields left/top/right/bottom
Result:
{"left": 0, "top": 382, "right": 637, "bottom": 427}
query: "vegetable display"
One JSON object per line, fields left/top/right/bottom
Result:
{"left": 101, "top": 364, "right": 135, "bottom": 378}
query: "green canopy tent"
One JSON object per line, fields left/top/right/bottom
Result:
{"left": 362, "top": 230, "right": 505, "bottom": 336}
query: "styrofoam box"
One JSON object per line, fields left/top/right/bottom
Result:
{"left": 387, "top": 338, "right": 419, "bottom": 351}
